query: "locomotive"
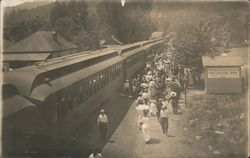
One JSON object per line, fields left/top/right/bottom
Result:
{"left": 2, "top": 35, "right": 169, "bottom": 157}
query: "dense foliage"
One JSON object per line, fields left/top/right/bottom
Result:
{"left": 171, "top": 18, "right": 231, "bottom": 70}
{"left": 3, "top": 1, "right": 249, "bottom": 52}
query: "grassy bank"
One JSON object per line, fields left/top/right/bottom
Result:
{"left": 183, "top": 90, "right": 247, "bottom": 158}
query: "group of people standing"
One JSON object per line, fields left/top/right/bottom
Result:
{"left": 125, "top": 51, "right": 184, "bottom": 143}
{"left": 93, "top": 50, "right": 186, "bottom": 156}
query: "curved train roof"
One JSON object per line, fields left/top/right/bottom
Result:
{"left": 3, "top": 38, "right": 166, "bottom": 98}
{"left": 30, "top": 57, "right": 123, "bottom": 101}
{"left": 3, "top": 48, "right": 118, "bottom": 95}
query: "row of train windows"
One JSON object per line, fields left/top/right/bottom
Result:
{"left": 56, "top": 63, "right": 123, "bottom": 119}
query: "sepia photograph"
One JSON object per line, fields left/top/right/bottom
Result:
{"left": 1, "top": 0, "right": 249, "bottom": 157}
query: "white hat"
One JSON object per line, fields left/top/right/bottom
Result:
{"left": 170, "top": 91, "right": 177, "bottom": 97}
{"left": 167, "top": 78, "right": 172, "bottom": 82}
{"left": 100, "top": 109, "right": 105, "bottom": 113}
{"left": 150, "top": 81, "right": 155, "bottom": 85}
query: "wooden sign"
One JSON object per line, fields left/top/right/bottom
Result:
{"left": 207, "top": 67, "right": 239, "bottom": 78}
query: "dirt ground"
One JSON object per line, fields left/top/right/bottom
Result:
{"left": 102, "top": 88, "right": 248, "bottom": 158}
{"left": 183, "top": 89, "right": 248, "bottom": 158}
{"left": 57, "top": 86, "right": 248, "bottom": 158}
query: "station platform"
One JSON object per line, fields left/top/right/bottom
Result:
{"left": 101, "top": 95, "right": 207, "bottom": 158}
{"left": 57, "top": 89, "right": 212, "bottom": 158}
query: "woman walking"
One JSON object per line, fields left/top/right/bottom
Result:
{"left": 169, "top": 91, "right": 178, "bottom": 114}
{"left": 160, "top": 105, "right": 169, "bottom": 136}
{"left": 136, "top": 98, "right": 144, "bottom": 130}
{"left": 149, "top": 99, "right": 157, "bottom": 116}
{"left": 141, "top": 110, "right": 151, "bottom": 143}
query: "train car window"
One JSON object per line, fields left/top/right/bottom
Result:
{"left": 95, "top": 75, "right": 99, "bottom": 93}
{"left": 98, "top": 73, "right": 102, "bottom": 91}
{"left": 66, "top": 89, "right": 73, "bottom": 110}
{"left": 100, "top": 74, "right": 105, "bottom": 88}
{"left": 111, "top": 67, "right": 114, "bottom": 79}
{"left": 105, "top": 69, "right": 109, "bottom": 85}
{"left": 92, "top": 78, "right": 96, "bottom": 96}
{"left": 56, "top": 101, "right": 60, "bottom": 120}
{"left": 66, "top": 95, "right": 71, "bottom": 110}
{"left": 102, "top": 73, "right": 106, "bottom": 87}
{"left": 83, "top": 82, "right": 88, "bottom": 102}
{"left": 95, "top": 75, "right": 99, "bottom": 92}
{"left": 109, "top": 67, "right": 112, "bottom": 79}
{"left": 61, "top": 97, "right": 67, "bottom": 117}
{"left": 79, "top": 86, "right": 84, "bottom": 104}
{"left": 56, "top": 94, "right": 63, "bottom": 119}
{"left": 73, "top": 96, "right": 78, "bottom": 108}
{"left": 88, "top": 80, "right": 93, "bottom": 97}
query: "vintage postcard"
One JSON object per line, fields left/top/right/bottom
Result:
{"left": 1, "top": 0, "right": 249, "bottom": 157}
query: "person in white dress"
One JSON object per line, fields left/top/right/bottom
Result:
{"left": 148, "top": 81, "right": 156, "bottom": 99}
{"left": 149, "top": 99, "right": 157, "bottom": 116}
{"left": 142, "top": 90, "right": 150, "bottom": 105}
{"left": 136, "top": 99, "right": 144, "bottom": 130}
{"left": 141, "top": 110, "right": 151, "bottom": 143}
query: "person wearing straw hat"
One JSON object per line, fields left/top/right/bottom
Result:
{"left": 97, "top": 109, "right": 108, "bottom": 142}
{"left": 160, "top": 105, "right": 169, "bottom": 136}
{"left": 124, "top": 79, "right": 130, "bottom": 96}
{"left": 169, "top": 91, "right": 178, "bottom": 114}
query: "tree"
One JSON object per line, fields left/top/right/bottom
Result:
{"left": 171, "top": 19, "right": 231, "bottom": 71}
{"left": 96, "top": 0, "right": 155, "bottom": 44}
{"left": 54, "top": 17, "right": 75, "bottom": 41}
{"left": 50, "top": 0, "right": 89, "bottom": 50}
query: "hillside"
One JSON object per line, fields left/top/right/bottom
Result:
{"left": 3, "top": 1, "right": 249, "bottom": 49}
{"left": 4, "top": 3, "right": 54, "bottom": 25}
{"left": 4, "top": 1, "right": 55, "bottom": 15}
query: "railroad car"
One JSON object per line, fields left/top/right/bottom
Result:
{"left": 2, "top": 37, "right": 167, "bottom": 156}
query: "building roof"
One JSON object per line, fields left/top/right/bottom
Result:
{"left": 3, "top": 53, "right": 50, "bottom": 61}
{"left": 202, "top": 56, "right": 244, "bottom": 66}
{"left": 150, "top": 32, "right": 164, "bottom": 39}
{"left": 4, "top": 31, "right": 78, "bottom": 53}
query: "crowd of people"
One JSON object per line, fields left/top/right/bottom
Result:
{"left": 92, "top": 50, "right": 188, "bottom": 157}
{"left": 121, "top": 51, "right": 186, "bottom": 143}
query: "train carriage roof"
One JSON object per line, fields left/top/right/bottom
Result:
{"left": 3, "top": 70, "right": 42, "bottom": 96}
{"left": 3, "top": 48, "right": 119, "bottom": 96}
{"left": 3, "top": 37, "right": 165, "bottom": 99}
{"left": 30, "top": 57, "right": 123, "bottom": 101}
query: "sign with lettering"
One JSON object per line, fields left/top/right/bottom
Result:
{"left": 207, "top": 67, "right": 239, "bottom": 78}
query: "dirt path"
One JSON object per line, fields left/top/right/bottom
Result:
{"left": 102, "top": 95, "right": 210, "bottom": 158}
{"left": 102, "top": 89, "right": 248, "bottom": 158}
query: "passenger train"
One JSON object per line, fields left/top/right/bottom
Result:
{"left": 2, "top": 35, "right": 169, "bottom": 156}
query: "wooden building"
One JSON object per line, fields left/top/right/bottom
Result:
{"left": 202, "top": 56, "right": 244, "bottom": 93}
{"left": 3, "top": 31, "right": 79, "bottom": 70}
